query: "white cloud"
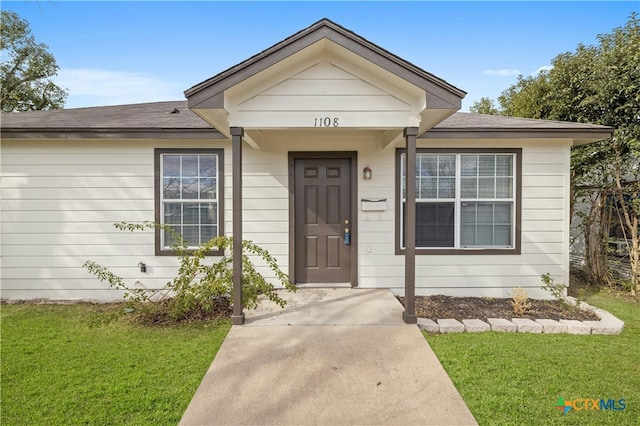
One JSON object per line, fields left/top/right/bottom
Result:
{"left": 483, "top": 69, "right": 521, "bottom": 77}
{"left": 54, "top": 68, "right": 185, "bottom": 108}
{"left": 533, "top": 65, "right": 553, "bottom": 75}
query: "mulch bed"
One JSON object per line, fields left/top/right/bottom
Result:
{"left": 398, "top": 295, "right": 600, "bottom": 322}
{"left": 131, "top": 298, "right": 232, "bottom": 325}
{"left": 7, "top": 295, "right": 601, "bottom": 324}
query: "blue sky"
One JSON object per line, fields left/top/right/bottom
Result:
{"left": 4, "top": 1, "right": 638, "bottom": 111}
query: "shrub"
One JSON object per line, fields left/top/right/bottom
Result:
{"left": 541, "top": 273, "right": 569, "bottom": 306}
{"left": 511, "top": 287, "right": 531, "bottom": 316}
{"left": 83, "top": 221, "right": 296, "bottom": 323}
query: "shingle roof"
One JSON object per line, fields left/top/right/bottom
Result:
{"left": 0, "top": 101, "right": 223, "bottom": 139}
{"left": 1, "top": 100, "right": 210, "bottom": 128}
{"left": 1, "top": 100, "right": 612, "bottom": 143}
{"left": 433, "top": 112, "right": 610, "bottom": 130}
{"left": 425, "top": 112, "right": 612, "bottom": 144}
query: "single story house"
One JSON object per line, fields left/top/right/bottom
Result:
{"left": 1, "top": 19, "right": 612, "bottom": 323}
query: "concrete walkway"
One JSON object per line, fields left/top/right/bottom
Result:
{"left": 179, "top": 288, "right": 477, "bottom": 425}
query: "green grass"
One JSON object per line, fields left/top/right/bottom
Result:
{"left": 1, "top": 304, "right": 231, "bottom": 425}
{"left": 426, "top": 291, "right": 640, "bottom": 425}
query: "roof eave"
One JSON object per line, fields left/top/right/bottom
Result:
{"left": 420, "top": 128, "right": 613, "bottom": 145}
{"left": 0, "top": 128, "right": 227, "bottom": 140}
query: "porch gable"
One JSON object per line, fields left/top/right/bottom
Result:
{"left": 185, "top": 19, "right": 466, "bottom": 139}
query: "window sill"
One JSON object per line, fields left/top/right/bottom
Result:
{"left": 155, "top": 249, "right": 225, "bottom": 257}
{"left": 396, "top": 248, "right": 520, "bottom": 255}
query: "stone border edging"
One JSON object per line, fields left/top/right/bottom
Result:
{"left": 417, "top": 296, "right": 624, "bottom": 335}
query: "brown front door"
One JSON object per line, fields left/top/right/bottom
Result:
{"left": 295, "top": 158, "right": 351, "bottom": 283}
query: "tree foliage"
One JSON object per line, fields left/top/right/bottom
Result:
{"left": 472, "top": 14, "right": 640, "bottom": 293}
{"left": 1, "top": 10, "right": 67, "bottom": 112}
{"left": 497, "top": 72, "right": 555, "bottom": 120}
{"left": 469, "top": 97, "right": 500, "bottom": 115}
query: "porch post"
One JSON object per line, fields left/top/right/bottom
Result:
{"left": 230, "top": 127, "right": 245, "bottom": 325}
{"left": 403, "top": 127, "right": 418, "bottom": 324}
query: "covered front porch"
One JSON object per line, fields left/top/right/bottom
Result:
{"left": 184, "top": 19, "right": 465, "bottom": 324}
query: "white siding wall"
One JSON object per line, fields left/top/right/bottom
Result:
{"left": 0, "top": 139, "right": 229, "bottom": 301}
{"left": 358, "top": 139, "right": 571, "bottom": 299}
{"left": 229, "top": 62, "right": 422, "bottom": 129}
{"left": 231, "top": 146, "right": 289, "bottom": 281}
{"left": 1, "top": 135, "right": 571, "bottom": 301}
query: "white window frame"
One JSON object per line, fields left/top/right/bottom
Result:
{"left": 397, "top": 148, "right": 520, "bottom": 254}
{"left": 155, "top": 148, "right": 224, "bottom": 255}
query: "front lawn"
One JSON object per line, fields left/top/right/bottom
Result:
{"left": 1, "top": 304, "right": 230, "bottom": 425}
{"left": 426, "top": 291, "right": 639, "bottom": 425}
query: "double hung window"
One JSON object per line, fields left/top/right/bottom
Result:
{"left": 398, "top": 149, "right": 520, "bottom": 253}
{"left": 155, "top": 149, "right": 224, "bottom": 255}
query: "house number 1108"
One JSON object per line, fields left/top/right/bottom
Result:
{"left": 314, "top": 117, "right": 339, "bottom": 127}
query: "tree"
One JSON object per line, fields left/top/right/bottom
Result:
{"left": 1, "top": 10, "right": 67, "bottom": 112}
{"left": 497, "top": 72, "right": 554, "bottom": 120}
{"left": 469, "top": 97, "right": 500, "bottom": 115}
{"left": 475, "top": 14, "right": 640, "bottom": 293}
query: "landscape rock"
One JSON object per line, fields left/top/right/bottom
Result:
{"left": 437, "top": 318, "right": 465, "bottom": 333}
{"left": 593, "top": 308, "right": 625, "bottom": 323}
{"left": 559, "top": 319, "right": 592, "bottom": 335}
{"left": 413, "top": 298, "right": 624, "bottom": 336}
{"left": 462, "top": 319, "right": 490, "bottom": 333}
{"left": 487, "top": 318, "right": 517, "bottom": 332}
{"left": 512, "top": 318, "right": 543, "bottom": 333}
{"left": 535, "top": 319, "right": 568, "bottom": 334}
{"left": 417, "top": 318, "right": 440, "bottom": 333}
{"left": 564, "top": 296, "right": 592, "bottom": 311}
{"left": 584, "top": 320, "right": 624, "bottom": 335}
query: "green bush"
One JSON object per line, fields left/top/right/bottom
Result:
{"left": 540, "top": 272, "right": 568, "bottom": 303}
{"left": 83, "top": 221, "right": 296, "bottom": 323}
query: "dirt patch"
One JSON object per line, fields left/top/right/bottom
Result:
{"left": 128, "top": 298, "right": 232, "bottom": 325}
{"left": 398, "top": 295, "right": 600, "bottom": 322}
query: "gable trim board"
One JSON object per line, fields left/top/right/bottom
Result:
{"left": 185, "top": 19, "right": 465, "bottom": 109}
{"left": 185, "top": 19, "right": 466, "bottom": 139}
{"left": 0, "top": 20, "right": 612, "bottom": 322}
